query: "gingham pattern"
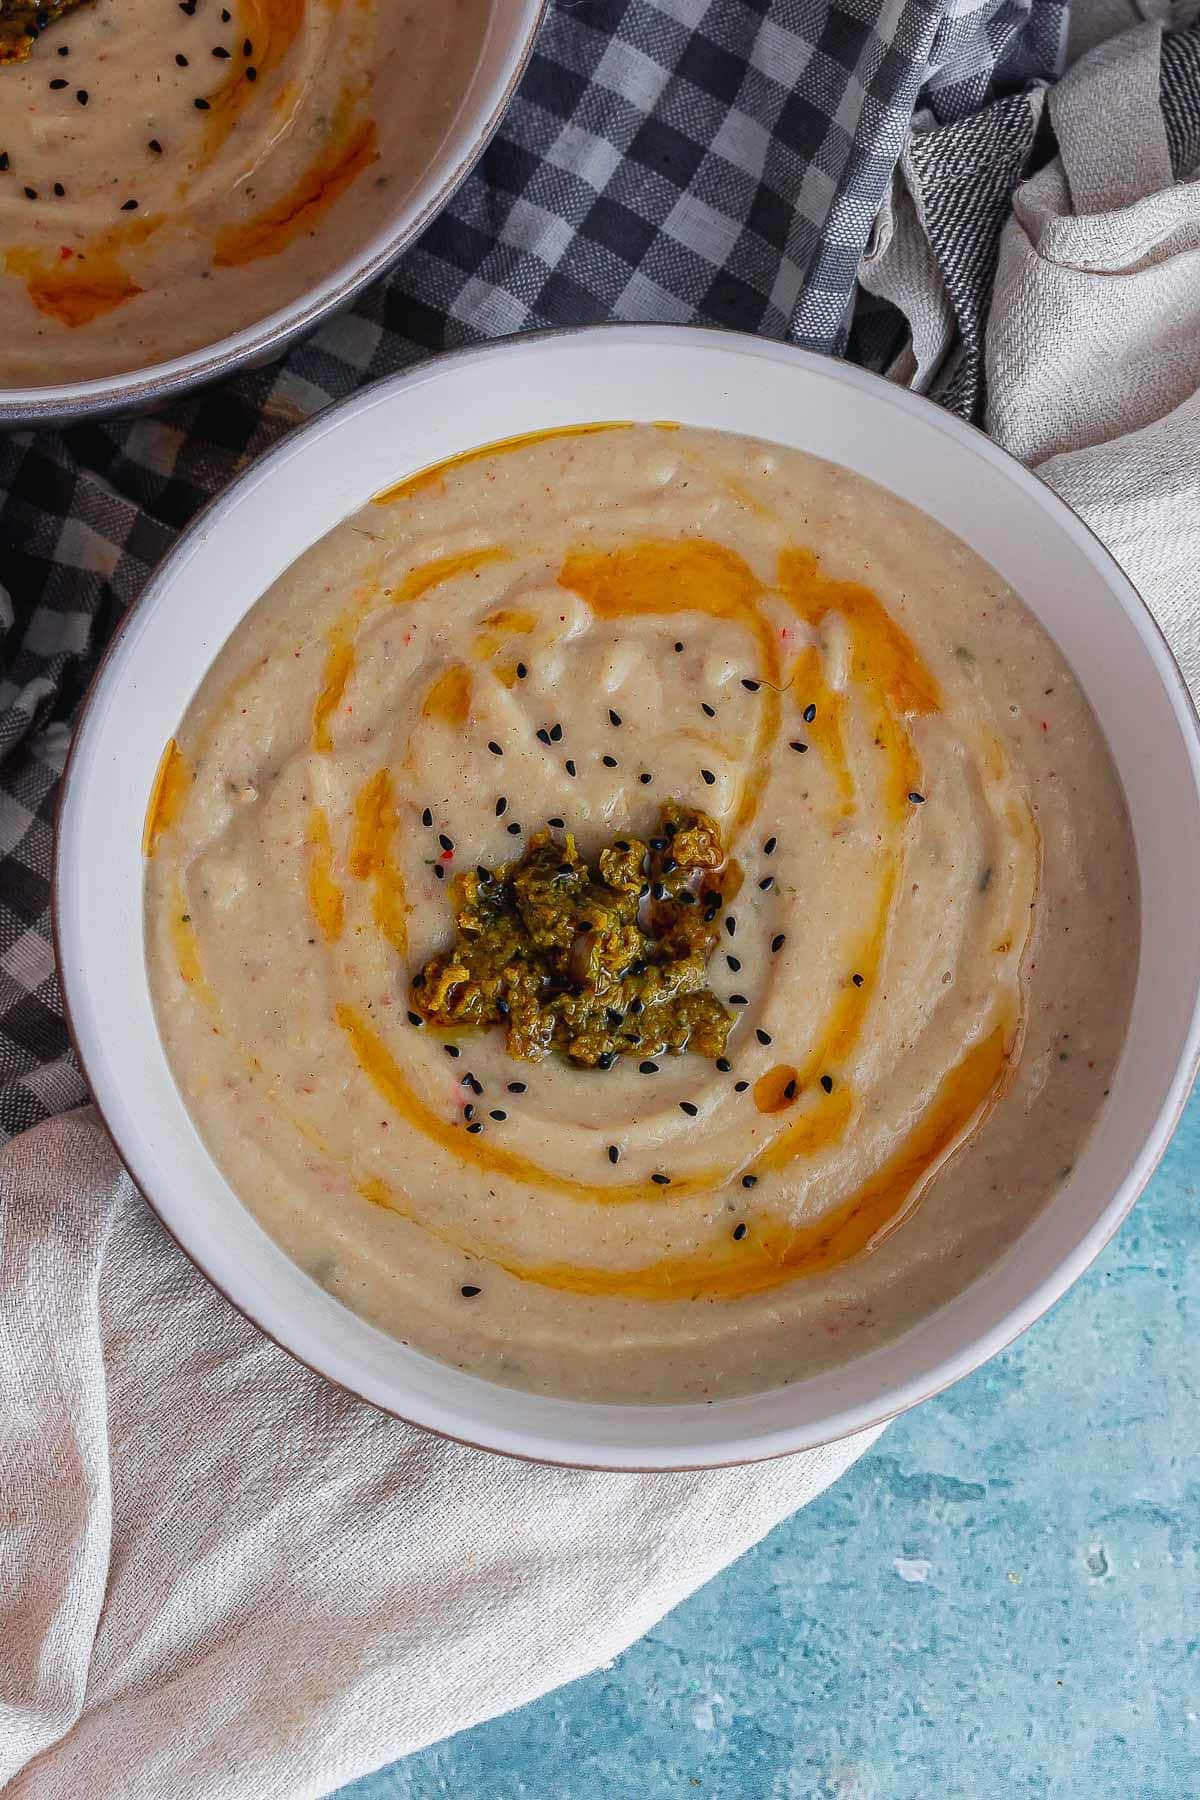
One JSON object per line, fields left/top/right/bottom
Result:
{"left": 0, "top": 0, "right": 1069, "bottom": 1138}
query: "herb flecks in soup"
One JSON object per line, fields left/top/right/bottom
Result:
{"left": 144, "top": 424, "right": 1137, "bottom": 1403}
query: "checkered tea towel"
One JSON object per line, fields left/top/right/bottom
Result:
{"left": 0, "top": 0, "right": 1067, "bottom": 1138}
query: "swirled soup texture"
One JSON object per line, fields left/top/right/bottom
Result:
{"left": 144, "top": 425, "right": 1138, "bottom": 1403}
{"left": 0, "top": 0, "right": 487, "bottom": 385}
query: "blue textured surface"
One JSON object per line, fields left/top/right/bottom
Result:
{"left": 335, "top": 1085, "right": 1199, "bottom": 1800}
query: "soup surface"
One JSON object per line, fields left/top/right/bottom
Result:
{"left": 145, "top": 423, "right": 1138, "bottom": 1402}
{"left": 0, "top": 0, "right": 488, "bottom": 385}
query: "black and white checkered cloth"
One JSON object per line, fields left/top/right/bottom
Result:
{"left": 0, "top": 0, "right": 1071, "bottom": 1138}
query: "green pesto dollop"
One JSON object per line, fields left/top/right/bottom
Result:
{"left": 0, "top": 0, "right": 87, "bottom": 63}
{"left": 411, "top": 800, "right": 738, "bottom": 1066}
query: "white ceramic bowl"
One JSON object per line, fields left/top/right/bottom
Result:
{"left": 55, "top": 326, "right": 1200, "bottom": 1469}
{"left": 0, "top": 0, "right": 545, "bottom": 429}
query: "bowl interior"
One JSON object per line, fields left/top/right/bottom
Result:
{"left": 0, "top": 0, "right": 545, "bottom": 425}
{"left": 55, "top": 327, "right": 1200, "bottom": 1468}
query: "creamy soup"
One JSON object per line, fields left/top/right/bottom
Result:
{"left": 144, "top": 424, "right": 1138, "bottom": 1403}
{"left": 0, "top": 0, "right": 488, "bottom": 385}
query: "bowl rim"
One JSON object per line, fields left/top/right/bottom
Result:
{"left": 0, "top": 0, "right": 548, "bottom": 429}
{"left": 52, "top": 323, "right": 1200, "bottom": 1469}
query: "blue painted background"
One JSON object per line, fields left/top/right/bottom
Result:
{"left": 334, "top": 1086, "right": 1199, "bottom": 1799}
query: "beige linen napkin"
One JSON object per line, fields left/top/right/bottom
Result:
{"left": 0, "top": 1111, "right": 881, "bottom": 1800}
{"left": 985, "top": 13, "right": 1200, "bottom": 695}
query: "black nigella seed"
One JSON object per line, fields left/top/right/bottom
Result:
{"left": 596, "top": 1052, "right": 615, "bottom": 1069}
{"left": 556, "top": 862, "right": 573, "bottom": 878}
{"left": 148, "top": 138, "right": 163, "bottom": 152}
{"left": 701, "top": 703, "right": 716, "bottom": 718}
{"left": 803, "top": 703, "right": 817, "bottom": 723}
{"left": 742, "top": 1175, "right": 757, "bottom": 1189}
{"left": 729, "top": 994, "right": 748, "bottom": 1006}
{"left": 460, "top": 1284, "right": 481, "bottom": 1297}
{"left": 516, "top": 661, "right": 528, "bottom": 679}
{"left": 49, "top": 76, "right": 68, "bottom": 88}
{"left": 649, "top": 836, "right": 666, "bottom": 851}
{"left": 852, "top": 972, "right": 864, "bottom": 987}
{"left": 548, "top": 816, "right": 565, "bottom": 828}
{"left": 790, "top": 740, "right": 809, "bottom": 753}
{"left": 602, "top": 755, "right": 618, "bottom": 768}
{"left": 179, "top": 0, "right": 196, "bottom": 11}
{"left": 244, "top": 37, "right": 253, "bottom": 54}
{"left": 756, "top": 1028, "right": 772, "bottom": 1046}
{"left": 909, "top": 790, "right": 926, "bottom": 804}
{"left": 565, "top": 760, "right": 576, "bottom": 777}
{"left": 536, "top": 727, "right": 551, "bottom": 746}
{"left": 732, "top": 1222, "right": 748, "bottom": 1240}
{"left": 741, "top": 678, "right": 760, "bottom": 692}
{"left": 629, "top": 998, "right": 644, "bottom": 1016}
{"left": 734, "top": 1080, "right": 749, "bottom": 1092}
{"left": 438, "top": 832, "right": 453, "bottom": 852}
{"left": 639, "top": 772, "right": 651, "bottom": 785}
{"left": 784, "top": 1078, "right": 797, "bottom": 1100}
{"left": 508, "top": 1081, "right": 526, "bottom": 1093}
{"left": 679, "top": 1101, "right": 699, "bottom": 1117}
{"left": 53, "top": 181, "right": 64, "bottom": 195}
{"left": 176, "top": 52, "right": 189, "bottom": 65}
{"left": 652, "top": 883, "right": 666, "bottom": 901}
{"left": 421, "top": 806, "right": 432, "bottom": 827}
{"left": 194, "top": 96, "right": 210, "bottom": 109}
{"left": 466, "top": 1121, "right": 483, "bottom": 1134}
{"left": 608, "top": 1145, "right": 619, "bottom": 1164}
{"left": 465, "top": 1074, "right": 483, "bottom": 1095}
{"left": 674, "top": 641, "right": 684, "bottom": 652}
{"left": 489, "top": 1110, "right": 506, "bottom": 1122}
{"left": 820, "top": 1074, "right": 834, "bottom": 1093}
{"left": 700, "top": 768, "right": 716, "bottom": 786}
{"left": 725, "top": 916, "right": 737, "bottom": 937}
{"left": 550, "top": 723, "right": 564, "bottom": 743}
{"left": 464, "top": 1104, "right": 475, "bottom": 1121}
{"left": 245, "top": 64, "right": 257, "bottom": 79}
{"left": 23, "top": 186, "right": 36, "bottom": 199}
{"left": 726, "top": 955, "right": 741, "bottom": 972}
{"left": 651, "top": 1173, "right": 671, "bottom": 1186}
{"left": 444, "top": 1044, "right": 460, "bottom": 1059}
{"left": 606, "top": 1008, "right": 623, "bottom": 1028}
{"left": 609, "top": 709, "right": 621, "bottom": 726}
{"left": 121, "top": 198, "right": 138, "bottom": 210}
{"left": 476, "top": 866, "right": 489, "bottom": 883}
{"left": 0, "top": 153, "right": 8, "bottom": 171}
{"left": 771, "top": 934, "right": 786, "bottom": 953}
{"left": 406, "top": 1010, "right": 422, "bottom": 1028}
{"left": 57, "top": 42, "right": 68, "bottom": 54}
{"left": 495, "top": 796, "right": 507, "bottom": 816}
{"left": 715, "top": 1057, "right": 732, "bottom": 1073}
{"left": 221, "top": 7, "right": 231, "bottom": 18}
{"left": 488, "top": 741, "right": 503, "bottom": 756}
{"left": 433, "top": 865, "right": 444, "bottom": 881}
{"left": 763, "top": 836, "right": 777, "bottom": 855}
{"left": 759, "top": 876, "right": 774, "bottom": 892}
{"left": 76, "top": 89, "right": 88, "bottom": 104}
{"left": 212, "top": 45, "right": 231, "bottom": 57}
{"left": 639, "top": 1060, "right": 659, "bottom": 1075}
{"left": 507, "top": 821, "right": 521, "bottom": 834}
